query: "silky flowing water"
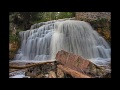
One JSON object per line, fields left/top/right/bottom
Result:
{"left": 14, "top": 18, "right": 111, "bottom": 66}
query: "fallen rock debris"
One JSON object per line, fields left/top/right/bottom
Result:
{"left": 9, "top": 50, "right": 111, "bottom": 78}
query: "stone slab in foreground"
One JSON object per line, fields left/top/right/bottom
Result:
{"left": 9, "top": 60, "right": 55, "bottom": 69}
{"left": 55, "top": 50, "right": 108, "bottom": 77}
{"left": 57, "top": 65, "right": 91, "bottom": 78}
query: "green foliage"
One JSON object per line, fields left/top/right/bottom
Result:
{"left": 56, "top": 12, "right": 74, "bottom": 19}
{"left": 38, "top": 12, "right": 75, "bottom": 22}
{"left": 89, "top": 18, "right": 110, "bottom": 29}
{"left": 9, "top": 12, "right": 75, "bottom": 31}
{"left": 9, "top": 35, "right": 19, "bottom": 42}
{"left": 9, "top": 12, "right": 44, "bottom": 30}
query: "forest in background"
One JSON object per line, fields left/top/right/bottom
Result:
{"left": 9, "top": 12, "right": 111, "bottom": 60}
{"left": 9, "top": 12, "right": 75, "bottom": 60}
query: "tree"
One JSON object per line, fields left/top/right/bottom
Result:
{"left": 9, "top": 12, "right": 44, "bottom": 30}
{"left": 56, "top": 12, "right": 75, "bottom": 19}
{"left": 9, "top": 12, "right": 75, "bottom": 31}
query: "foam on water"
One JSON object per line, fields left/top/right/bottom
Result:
{"left": 14, "top": 18, "right": 111, "bottom": 66}
{"left": 50, "top": 20, "right": 111, "bottom": 66}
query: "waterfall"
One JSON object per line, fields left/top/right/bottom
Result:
{"left": 14, "top": 18, "right": 111, "bottom": 66}
{"left": 50, "top": 20, "right": 111, "bottom": 66}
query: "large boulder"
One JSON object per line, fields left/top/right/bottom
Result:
{"left": 55, "top": 50, "right": 110, "bottom": 78}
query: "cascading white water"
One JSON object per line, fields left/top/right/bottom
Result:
{"left": 14, "top": 18, "right": 72, "bottom": 61}
{"left": 50, "top": 20, "right": 111, "bottom": 66}
{"left": 14, "top": 18, "right": 111, "bottom": 66}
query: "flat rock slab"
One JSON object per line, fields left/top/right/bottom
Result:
{"left": 9, "top": 69, "right": 21, "bottom": 73}
{"left": 9, "top": 60, "right": 55, "bottom": 69}
{"left": 55, "top": 50, "right": 108, "bottom": 77}
{"left": 56, "top": 50, "right": 90, "bottom": 71}
{"left": 57, "top": 65, "right": 91, "bottom": 78}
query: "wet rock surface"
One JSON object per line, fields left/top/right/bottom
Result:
{"left": 56, "top": 50, "right": 111, "bottom": 78}
{"left": 9, "top": 50, "right": 111, "bottom": 78}
{"left": 25, "top": 61, "right": 72, "bottom": 78}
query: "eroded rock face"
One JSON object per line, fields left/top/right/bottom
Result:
{"left": 56, "top": 50, "right": 90, "bottom": 71}
{"left": 76, "top": 12, "right": 111, "bottom": 21}
{"left": 9, "top": 42, "right": 19, "bottom": 60}
{"left": 55, "top": 50, "right": 110, "bottom": 78}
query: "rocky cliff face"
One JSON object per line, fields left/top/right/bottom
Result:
{"left": 76, "top": 12, "right": 111, "bottom": 21}
{"left": 9, "top": 41, "right": 20, "bottom": 60}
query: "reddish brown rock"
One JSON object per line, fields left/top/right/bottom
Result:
{"left": 57, "top": 65, "right": 91, "bottom": 78}
{"left": 56, "top": 50, "right": 90, "bottom": 72}
{"left": 55, "top": 50, "right": 108, "bottom": 77}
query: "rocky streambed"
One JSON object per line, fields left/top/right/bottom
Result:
{"left": 9, "top": 61, "right": 73, "bottom": 78}
{"left": 9, "top": 50, "right": 111, "bottom": 78}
